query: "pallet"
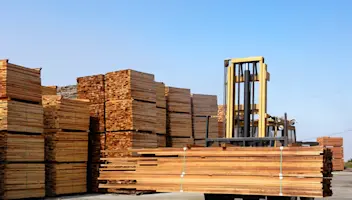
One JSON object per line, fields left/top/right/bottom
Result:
{"left": 45, "top": 163, "right": 87, "bottom": 196}
{"left": 0, "top": 99, "right": 43, "bottom": 133}
{"left": 156, "top": 82, "right": 166, "bottom": 108}
{"left": 165, "top": 87, "right": 191, "bottom": 113}
{"left": 0, "top": 59, "right": 42, "bottom": 104}
{"left": 105, "top": 70, "right": 156, "bottom": 102}
{"left": 42, "top": 95, "right": 90, "bottom": 131}
{"left": 105, "top": 100, "right": 156, "bottom": 132}
{"left": 0, "top": 163, "right": 45, "bottom": 199}
{"left": 42, "top": 86, "right": 57, "bottom": 95}
{"left": 44, "top": 130, "right": 88, "bottom": 162}
{"left": 167, "top": 112, "right": 192, "bottom": 137}
{"left": 99, "top": 147, "right": 333, "bottom": 198}
{"left": 77, "top": 74, "right": 105, "bottom": 104}
{"left": 0, "top": 131, "right": 44, "bottom": 162}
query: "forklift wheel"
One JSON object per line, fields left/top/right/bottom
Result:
{"left": 204, "top": 193, "right": 235, "bottom": 200}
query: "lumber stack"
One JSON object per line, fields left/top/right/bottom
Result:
{"left": 57, "top": 85, "right": 77, "bottom": 99}
{"left": 77, "top": 74, "right": 106, "bottom": 192}
{"left": 192, "top": 94, "right": 218, "bottom": 146}
{"left": 317, "top": 137, "right": 344, "bottom": 171}
{"left": 43, "top": 95, "right": 89, "bottom": 196}
{"left": 0, "top": 60, "right": 45, "bottom": 199}
{"left": 218, "top": 105, "right": 225, "bottom": 138}
{"left": 165, "top": 87, "right": 193, "bottom": 147}
{"left": 156, "top": 82, "right": 166, "bottom": 147}
{"left": 42, "top": 86, "right": 57, "bottom": 95}
{"left": 99, "top": 146, "right": 333, "bottom": 198}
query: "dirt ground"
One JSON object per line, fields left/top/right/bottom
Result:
{"left": 47, "top": 172, "right": 352, "bottom": 200}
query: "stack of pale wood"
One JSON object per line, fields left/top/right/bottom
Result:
{"left": 0, "top": 59, "right": 45, "bottom": 199}
{"left": 165, "top": 87, "right": 193, "bottom": 147}
{"left": 77, "top": 74, "right": 106, "bottom": 192}
{"left": 104, "top": 70, "right": 157, "bottom": 158}
{"left": 156, "top": 82, "right": 166, "bottom": 147}
{"left": 192, "top": 94, "right": 218, "bottom": 146}
{"left": 317, "top": 137, "right": 344, "bottom": 171}
{"left": 218, "top": 105, "right": 225, "bottom": 138}
{"left": 99, "top": 146, "right": 333, "bottom": 198}
{"left": 43, "top": 95, "right": 89, "bottom": 196}
{"left": 42, "top": 86, "right": 57, "bottom": 95}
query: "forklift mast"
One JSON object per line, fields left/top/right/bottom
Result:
{"left": 205, "top": 57, "right": 296, "bottom": 147}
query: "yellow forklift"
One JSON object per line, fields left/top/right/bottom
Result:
{"left": 203, "top": 57, "right": 314, "bottom": 200}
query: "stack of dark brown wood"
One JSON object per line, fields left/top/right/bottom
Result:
{"left": 165, "top": 87, "right": 193, "bottom": 147}
{"left": 43, "top": 95, "right": 89, "bottom": 196}
{"left": 0, "top": 59, "right": 45, "bottom": 199}
{"left": 77, "top": 74, "right": 106, "bottom": 192}
{"left": 317, "top": 137, "right": 344, "bottom": 171}
{"left": 218, "top": 105, "right": 225, "bottom": 138}
{"left": 99, "top": 146, "right": 333, "bottom": 198}
{"left": 42, "top": 86, "right": 57, "bottom": 95}
{"left": 192, "top": 94, "right": 218, "bottom": 146}
{"left": 156, "top": 82, "right": 166, "bottom": 147}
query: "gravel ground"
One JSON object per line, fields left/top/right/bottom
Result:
{"left": 47, "top": 172, "right": 352, "bottom": 200}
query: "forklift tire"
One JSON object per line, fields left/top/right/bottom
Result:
{"left": 204, "top": 193, "right": 235, "bottom": 200}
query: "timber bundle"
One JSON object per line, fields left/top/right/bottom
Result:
{"left": 99, "top": 146, "right": 333, "bottom": 198}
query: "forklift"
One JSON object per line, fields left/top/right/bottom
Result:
{"left": 203, "top": 57, "right": 314, "bottom": 200}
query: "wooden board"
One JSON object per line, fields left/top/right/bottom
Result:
{"left": 0, "top": 60, "right": 42, "bottom": 103}
{"left": 332, "top": 159, "right": 344, "bottom": 171}
{"left": 165, "top": 87, "right": 191, "bottom": 113}
{"left": 105, "top": 70, "right": 156, "bottom": 102}
{"left": 327, "top": 147, "right": 344, "bottom": 159}
{"left": 42, "top": 86, "right": 57, "bottom": 95}
{"left": 156, "top": 82, "right": 166, "bottom": 108}
{"left": 167, "top": 113, "right": 192, "bottom": 137}
{"left": 43, "top": 95, "right": 90, "bottom": 131}
{"left": 45, "top": 163, "right": 87, "bottom": 196}
{"left": 104, "top": 131, "right": 157, "bottom": 158}
{"left": 0, "top": 132, "right": 44, "bottom": 162}
{"left": 99, "top": 147, "right": 332, "bottom": 198}
{"left": 171, "top": 137, "right": 194, "bottom": 148}
{"left": 317, "top": 137, "right": 343, "bottom": 147}
{"left": 0, "top": 100, "right": 43, "bottom": 133}
{"left": 192, "top": 117, "right": 218, "bottom": 139}
{"left": 89, "top": 103, "right": 105, "bottom": 133}
{"left": 156, "top": 108, "right": 166, "bottom": 134}
{"left": 89, "top": 132, "right": 106, "bottom": 163}
{"left": 157, "top": 134, "right": 166, "bottom": 147}
{"left": 105, "top": 100, "right": 156, "bottom": 132}
{"left": 0, "top": 163, "right": 45, "bottom": 199}
{"left": 45, "top": 130, "right": 88, "bottom": 162}
{"left": 191, "top": 94, "right": 217, "bottom": 116}
{"left": 77, "top": 74, "right": 105, "bottom": 104}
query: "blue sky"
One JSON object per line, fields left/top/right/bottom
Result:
{"left": 1, "top": 0, "right": 351, "bottom": 160}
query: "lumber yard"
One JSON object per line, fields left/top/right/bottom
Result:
{"left": 0, "top": 57, "right": 348, "bottom": 200}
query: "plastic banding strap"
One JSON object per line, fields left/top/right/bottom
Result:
{"left": 279, "top": 146, "right": 284, "bottom": 196}
{"left": 180, "top": 147, "right": 187, "bottom": 192}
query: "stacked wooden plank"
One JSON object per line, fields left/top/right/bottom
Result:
{"left": 0, "top": 59, "right": 45, "bottom": 199}
{"left": 317, "top": 137, "right": 344, "bottom": 171}
{"left": 42, "top": 86, "right": 57, "bottom": 95}
{"left": 218, "top": 105, "right": 225, "bottom": 138}
{"left": 77, "top": 74, "right": 106, "bottom": 192}
{"left": 156, "top": 82, "right": 166, "bottom": 147}
{"left": 192, "top": 94, "right": 218, "bottom": 146}
{"left": 99, "top": 146, "right": 333, "bottom": 198}
{"left": 165, "top": 87, "right": 193, "bottom": 147}
{"left": 104, "top": 69, "right": 157, "bottom": 155}
{"left": 43, "top": 95, "right": 89, "bottom": 196}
